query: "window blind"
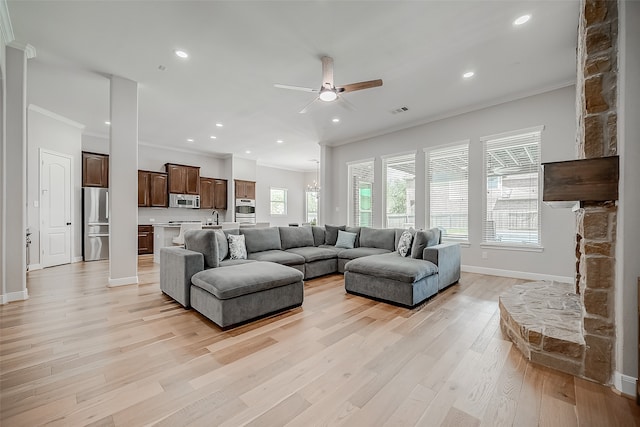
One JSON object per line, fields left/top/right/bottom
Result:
{"left": 383, "top": 154, "right": 416, "bottom": 228}
{"left": 482, "top": 129, "right": 541, "bottom": 246}
{"left": 427, "top": 143, "right": 469, "bottom": 240}
{"left": 348, "top": 161, "right": 374, "bottom": 227}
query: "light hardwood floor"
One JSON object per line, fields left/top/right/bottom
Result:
{"left": 1, "top": 256, "right": 638, "bottom": 426}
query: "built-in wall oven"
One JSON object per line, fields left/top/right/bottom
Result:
{"left": 235, "top": 198, "right": 256, "bottom": 223}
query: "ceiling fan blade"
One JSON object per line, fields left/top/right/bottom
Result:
{"left": 274, "top": 84, "right": 318, "bottom": 93}
{"left": 321, "top": 56, "right": 334, "bottom": 89}
{"left": 299, "top": 97, "right": 320, "bottom": 114}
{"left": 338, "top": 79, "right": 383, "bottom": 93}
{"left": 337, "top": 95, "right": 356, "bottom": 112}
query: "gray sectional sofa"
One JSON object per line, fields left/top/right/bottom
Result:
{"left": 160, "top": 225, "right": 460, "bottom": 328}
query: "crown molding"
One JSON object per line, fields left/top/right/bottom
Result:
{"left": 7, "top": 41, "right": 36, "bottom": 58}
{"left": 255, "top": 160, "right": 312, "bottom": 173}
{"left": 137, "top": 140, "right": 227, "bottom": 159}
{"left": 0, "top": 0, "right": 14, "bottom": 46}
{"left": 28, "top": 104, "right": 85, "bottom": 129}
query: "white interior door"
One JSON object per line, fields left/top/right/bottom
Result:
{"left": 41, "top": 150, "right": 72, "bottom": 268}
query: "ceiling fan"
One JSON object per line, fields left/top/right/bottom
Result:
{"left": 274, "top": 56, "right": 383, "bottom": 113}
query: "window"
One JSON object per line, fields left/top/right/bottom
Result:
{"left": 305, "top": 191, "right": 318, "bottom": 224}
{"left": 348, "top": 160, "right": 374, "bottom": 227}
{"left": 427, "top": 142, "right": 469, "bottom": 241}
{"left": 270, "top": 188, "right": 287, "bottom": 215}
{"left": 482, "top": 127, "right": 542, "bottom": 247}
{"left": 383, "top": 153, "right": 415, "bottom": 228}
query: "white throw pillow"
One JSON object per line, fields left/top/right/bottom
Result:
{"left": 227, "top": 234, "right": 247, "bottom": 260}
{"left": 335, "top": 230, "right": 357, "bottom": 249}
{"left": 397, "top": 230, "right": 414, "bottom": 257}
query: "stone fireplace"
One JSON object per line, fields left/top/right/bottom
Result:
{"left": 500, "top": 0, "right": 619, "bottom": 385}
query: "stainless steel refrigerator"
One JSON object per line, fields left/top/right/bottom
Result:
{"left": 83, "top": 188, "right": 109, "bottom": 261}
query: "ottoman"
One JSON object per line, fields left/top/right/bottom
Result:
{"left": 190, "top": 261, "right": 304, "bottom": 328}
{"left": 344, "top": 252, "right": 439, "bottom": 307}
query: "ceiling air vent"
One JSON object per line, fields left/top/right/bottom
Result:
{"left": 391, "top": 106, "right": 409, "bottom": 114}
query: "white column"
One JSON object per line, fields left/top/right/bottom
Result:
{"left": 414, "top": 150, "right": 426, "bottom": 230}
{"left": 319, "top": 144, "right": 331, "bottom": 225}
{"left": 2, "top": 43, "right": 33, "bottom": 303}
{"left": 108, "top": 75, "right": 138, "bottom": 286}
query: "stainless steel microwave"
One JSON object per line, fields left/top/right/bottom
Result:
{"left": 169, "top": 194, "right": 200, "bottom": 209}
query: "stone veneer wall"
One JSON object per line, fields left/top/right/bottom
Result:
{"left": 575, "top": 0, "right": 618, "bottom": 384}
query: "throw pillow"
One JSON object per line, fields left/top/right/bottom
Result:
{"left": 227, "top": 234, "right": 247, "bottom": 260}
{"left": 335, "top": 230, "right": 357, "bottom": 249}
{"left": 410, "top": 228, "right": 441, "bottom": 259}
{"left": 214, "top": 229, "right": 228, "bottom": 261}
{"left": 324, "top": 224, "right": 346, "bottom": 246}
{"left": 397, "top": 230, "right": 414, "bottom": 257}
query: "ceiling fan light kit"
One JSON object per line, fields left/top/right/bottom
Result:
{"left": 275, "top": 56, "right": 383, "bottom": 113}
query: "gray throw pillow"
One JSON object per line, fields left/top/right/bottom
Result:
{"left": 397, "top": 230, "right": 414, "bottom": 257}
{"left": 411, "top": 228, "right": 441, "bottom": 259}
{"left": 214, "top": 229, "right": 228, "bottom": 261}
{"left": 228, "top": 234, "right": 247, "bottom": 260}
{"left": 335, "top": 230, "right": 357, "bottom": 249}
{"left": 324, "top": 224, "right": 346, "bottom": 245}
{"left": 311, "top": 226, "right": 325, "bottom": 246}
{"left": 345, "top": 226, "right": 361, "bottom": 247}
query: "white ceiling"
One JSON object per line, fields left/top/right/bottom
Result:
{"left": 7, "top": 1, "right": 579, "bottom": 171}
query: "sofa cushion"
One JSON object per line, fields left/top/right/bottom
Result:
{"left": 337, "top": 247, "right": 392, "bottom": 260}
{"left": 219, "top": 258, "right": 256, "bottom": 267}
{"left": 279, "top": 226, "right": 315, "bottom": 249}
{"left": 359, "top": 227, "right": 396, "bottom": 251}
{"left": 335, "top": 230, "right": 357, "bottom": 249}
{"left": 241, "top": 227, "right": 282, "bottom": 254}
{"left": 345, "top": 252, "right": 438, "bottom": 283}
{"left": 319, "top": 244, "right": 341, "bottom": 254}
{"left": 345, "top": 226, "right": 361, "bottom": 247}
{"left": 247, "top": 249, "right": 305, "bottom": 266}
{"left": 228, "top": 234, "right": 247, "bottom": 260}
{"left": 286, "top": 246, "right": 339, "bottom": 263}
{"left": 215, "top": 229, "right": 228, "bottom": 261}
{"left": 324, "top": 224, "right": 346, "bottom": 245}
{"left": 191, "top": 261, "right": 304, "bottom": 300}
{"left": 411, "top": 228, "right": 441, "bottom": 259}
{"left": 311, "top": 226, "right": 325, "bottom": 247}
{"left": 184, "top": 229, "right": 219, "bottom": 268}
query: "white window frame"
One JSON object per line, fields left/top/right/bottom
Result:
{"left": 382, "top": 151, "right": 416, "bottom": 229}
{"left": 269, "top": 187, "right": 288, "bottom": 216}
{"left": 305, "top": 190, "right": 318, "bottom": 224}
{"left": 425, "top": 141, "right": 470, "bottom": 243}
{"left": 480, "top": 125, "right": 544, "bottom": 251}
{"left": 347, "top": 158, "right": 375, "bottom": 227}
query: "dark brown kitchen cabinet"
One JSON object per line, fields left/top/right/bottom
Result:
{"left": 138, "top": 225, "right": 154, "bottom": 255}
{"left": 138, "top": 170, "right": 168, "bottom": 207}
{"left": 82, "top": 151, "right": 109, "bottom": 188}
{"left": 214, "top": 179, "right": 228, "bottom": 210}
{"left": 235, "top": 179, "right": 255, "bottom": 199}
{"left": 200, "top": 178, "right": 228, "bottom": 210}
{"left": 166, "top": 163, "right": 200, "bottom": 195}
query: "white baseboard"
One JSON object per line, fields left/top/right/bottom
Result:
{"left": 1, "top": 289, "right": 29, "bottom": 304}
{"left": 108, "top": 276, "right": 139, "bottom": 287}
{"left": 614, "top": 371, "right": 637, "bottom": 397}
{"left": 72, "top": 256, "right": 83, "bottom": 263}
{"left": 461, "top": 265, "right": 573, "bottom": 284}
{"left": 27, "top": 263, "right": 42, "bottom": 271}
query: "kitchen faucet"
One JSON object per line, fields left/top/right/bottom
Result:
{"left": 212, "top": 210, "right": 219, "bottom": 225}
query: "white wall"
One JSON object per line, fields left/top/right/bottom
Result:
{"left": 327, "top": 86, "right": 577, "bottom": 280}
{"left": 615, "top": 0, "right": 640, "bottom": 393}
{"left": 27, "top": 106, "right": 84, "bottom": 267}
{"left": 0, "top": 4, "right": 8, "bottom": 297}
{"left": 255, "top": 165, "right": 307, "bottom": 227}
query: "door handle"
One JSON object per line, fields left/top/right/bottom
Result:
{"left": 67, "top": 222, "right": 71, "bottom": 225}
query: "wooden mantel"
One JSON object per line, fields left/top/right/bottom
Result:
{"left": 542, "top": 156, "right": 619, "bottom": 203}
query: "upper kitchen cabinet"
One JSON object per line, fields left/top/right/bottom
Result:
{"left": 166, "top": 163, "right": 200, "bottom": 195}
{"left": 200, "top": 177, "right": 228, "bottom": 210}
{"left": 138, "top": 170, "right": 168, "bottom": 207}
{"left": 235, "top": 179, "right": 256, "bottom": 199}
{"left": 214, "top": 179, "right": 228, "bottom": 210}
{"left": 82, "top": 151, "right": 109, "bottom": 188}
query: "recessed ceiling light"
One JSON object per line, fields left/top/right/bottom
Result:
{"left": 175, "top": 50, "right": 189, "bottom": 58}
{"left": 210, "top": 135, "right": 217, "bottom": 139}
{"left": 276, "top": 139, "right": 283, "bottom": 144}
{"left": 245, "top": 150, "right": 251, "bottom": 154}
{"left": 463, "top": 71, "right": 475, "bottom": 79}
{"left": 216, "top": 123, "right": 223, "bottom": 127}
{"left": 332, "top": 118, "right": 340, "bottom": 123}
{"left": 104, "top": 121, "right": 111, "bottom": 125}
{"left": 514, "top": 14, "right": 531, "bottom": 26}
{"left": 186, "top": 138, "right": 194, "bottom": 142}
